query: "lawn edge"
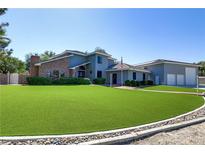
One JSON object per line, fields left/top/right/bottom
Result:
{"left": 80, "top": 116, "right": 205, "bottom": 145}
{"left": 0, "top": 96, "right": 204, "bottom": 140}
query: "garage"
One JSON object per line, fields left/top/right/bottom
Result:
{"left": 185, "top": 67, "right": 196, "bottom": 86}
{"left": 167, "top": 74, "right": 176, "bottom": 86}
{"left": 177, "top": 74, "right": 184, "bottom": 86}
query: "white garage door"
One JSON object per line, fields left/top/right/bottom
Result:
{"left": 185, "top": 67, "right": 196, "bottom": 86}
{"left": 177, "top": 74, "right": 184, "bottom": 86}
{"left": 167, "top": 74, "right": 176, "bottom": 86}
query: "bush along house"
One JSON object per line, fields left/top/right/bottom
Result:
{"left": 30, "top": 49, "right": 200, "bottom": 87}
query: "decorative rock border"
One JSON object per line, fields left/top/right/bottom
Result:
{"left": 0, "top": 96, "right": 204, "bottom": 145}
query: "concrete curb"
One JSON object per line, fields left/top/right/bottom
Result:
{"left": 0, "top": 97, "right": 204, "bottom": 141}
{"left": 79, "top": 117, "right": 205, "bottom": 145}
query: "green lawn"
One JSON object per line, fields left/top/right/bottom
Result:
{"left": 143, "top": 85, "right": 205, "bottom": 93}
{"left": 0, "top": 85, "right": 204, "bottom": 136}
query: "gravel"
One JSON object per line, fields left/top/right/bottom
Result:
{"left": 1, "top": 97, "right": 204, "bottom": 145}
{"left": 131, "top": 122, "right": 205, "bottom": 145}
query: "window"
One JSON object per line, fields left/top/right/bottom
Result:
{"left": 97, "top": 56, "right": 102, "bottom": 64}
{"left": 78, "top": 71, "right": 85, "bottom": 78}
{"left": 143, "top": 73, "right": 146, "bottom": 81}
{"left": 97, "top": 71, "right": 102, "bottom": 78}
{"left": 53, "top": 70, "right": 59, "bottom": 78}
{"left": 47, "top": 71, "right": 51, "bottom": 77}
{"left": 133, "top": 72, "right": 136, "bottom": 80}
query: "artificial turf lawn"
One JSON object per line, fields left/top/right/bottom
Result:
{"left": 143, "top": 85, "right": 205, "bottom": 93}
{"left": 0, "top": 85, "right": 204, "bottom": 136}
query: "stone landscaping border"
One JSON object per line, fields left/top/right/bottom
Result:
{"left": 80, "top": 116, "right": 205, "bottom": 145}
{"left": 0, "top": 96, "right": 204, "bottom": 145}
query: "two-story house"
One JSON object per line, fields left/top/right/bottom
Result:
{"left": 30, "top": 50, "right": 200, "bottom": 87}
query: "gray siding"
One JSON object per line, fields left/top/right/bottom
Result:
{"left": 68, "top": 55, "right": 87, "bottom": 68}
{"left": 87, "top": 55, "right": 96, "bottom": 80}
{"left": 163, "top": 63, "right": 198, "bottom": 86}
{"left": 147, "top": 64, "right": 164, "bottom": 84}
{"left": 147, "top": 63, "right": 198, "bottom": 86}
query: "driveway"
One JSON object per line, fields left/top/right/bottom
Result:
{"left": 131, "top": 122, "right": 205, "bottom": 145}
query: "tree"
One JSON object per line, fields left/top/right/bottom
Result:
{"left": 40, "top": 50, "right": 56, "bottom": 61}
{"left": 94, "top": 47, "right": 107, "bottom": 54}
{"left": 197, "top": 61, "right": 205, "bottom": 76}
{"left": 0, "top": 8, "right": 11, "bottom": 49}
{"left": 0, "top": 50, "right": 25, "bottom": 73}
{"left": 0, "top": 9, "right": 25, "bottom": 74}
{"left": 25, "top": 51, "right": 55, "bottom": 71}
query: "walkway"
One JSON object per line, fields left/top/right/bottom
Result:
{"left": 115, "top": 86, "right": 204, "bottom": 96}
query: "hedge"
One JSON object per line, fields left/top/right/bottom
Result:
{"left": 26, "top": 77, "right": 52, "bottom": 85}
{"left": 26, "top": 77, "right": 91, "bottom": 85}
{"left": 93, "top": 78, "right": 106, "bottom": 84}
{"left": 124, "top": 80, "right": 153, "bottom": 87}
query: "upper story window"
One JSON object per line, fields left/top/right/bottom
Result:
{"left": 97, "top": 56, "right": 102, "bottom": 64}
{"left": 133, "top": 72, "right": 136, "bottom": 80}
{"left": 97, "top": 71, "right": 102, "bottom": 78}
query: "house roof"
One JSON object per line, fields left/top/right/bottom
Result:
{"left": 69, "top": 61, "right": 91, "bottom": 69}
{"left": 135, "top": 59, "right": 201, "bottom": 67}
{"left": 34, "top": 55, "right": 73, "bottom": 66}
{"left": 106, "top": 63, "right": 151, "bottom": 73}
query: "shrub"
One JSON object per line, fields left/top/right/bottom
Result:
{"left": 130, "top": 80, "right": 137, "bottom": 87}
{"left": 26, "top": 77, "right": 52, "bottom": 85}
{"left": 52, "top": 77, "right": 91, "bottom": 85}
{"left": 135, "top": 81, "right": 140, "bottom": 87}
{"left": 125, "top": 80, "right": 131, "bottom": 86}
{"left": 146, "top": 80, "right": 154, "bottom": 85}
{"left": 27, "top": 77, "right": 91, "bottom": 85}
{"left": 139, "top": 81, "right": 146, "bottom": 86}
{"left": 93, "top": 78, "right": 106, "bottom": 84}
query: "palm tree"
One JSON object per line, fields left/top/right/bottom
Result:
{"left": 0, "top": 8, "right": 11, "bottom": 49}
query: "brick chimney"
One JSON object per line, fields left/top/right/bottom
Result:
{"left": 30, "top": 55, "right": 40, "bottom": 76}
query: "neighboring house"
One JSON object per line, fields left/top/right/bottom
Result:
{"left": 30, "top": 50, "right": 200, "bottom": 87}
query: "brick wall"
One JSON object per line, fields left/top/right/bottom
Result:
{"left": 39, "top": 57, "right": 70, "bottom": 77}
{"left": 0, "top": 73, "right": 8, "bottom": 84}
{"left": 30, "top": 55, "right": 40, "bottom": 76}
{"left": 19, "top": 74, "right": 29, "bottom": 84}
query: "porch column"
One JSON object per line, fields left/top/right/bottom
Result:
{"left": 121, "top": 70, "right": 123, "bottom": 86}
{"left": 110, "top": 73, "right": 112, "bottom": 87}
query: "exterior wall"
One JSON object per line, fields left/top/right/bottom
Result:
{"left": 39, "top": 57, "right": 70, "bottom": 77}
{"left": 147, "top": 63, "right": 198, "bottom": 86}
{"left": 163, "top": 63, "right": 198, "bottom": 86}
{"left": 106, "top": 70, "right": 148, "bottom": 85}
{"left": 127, "top": 71, "right": 144, "bottom": 81}
{"left": 68, "top": 55, "right": 87, "bottom": 68}
{"left": 87, "top": 55, "right": 96, "bottom": 80}
{"left": 108, "top": 59, "right": 115, "bottom": 66}
{"left": 147, "top": 64, "right": 164, "bottom": 84}
{"left": 95, "top": 54, "right": 109, "bottom": 78}
{"left": 88, "top": 54, "right": 115, "bottom": 81}
{"left": 30, "top": 56, "right": 40, "bottom": 76}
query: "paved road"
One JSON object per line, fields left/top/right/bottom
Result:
{"left": 131, "top": 122, "right": 205, "bottom": 145}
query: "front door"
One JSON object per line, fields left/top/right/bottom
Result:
{"left": 112, "top": 73, "right": 117, "bottom": 84}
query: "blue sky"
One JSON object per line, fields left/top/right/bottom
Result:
{"left": 1, "top": 9, "right": 205, "bottom": 64}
